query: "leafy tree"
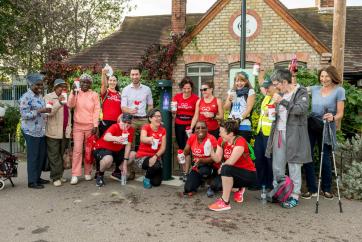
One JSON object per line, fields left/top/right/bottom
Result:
{"left": 0, "top": 0, "right": 134, "bottom": 74}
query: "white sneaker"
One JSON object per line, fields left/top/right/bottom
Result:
{"left": 70, "top": 176, "right": 78, "bottom": 185}
{"left": 53, "top": 180, "right": 62, "bottom": 187}
{"left": 60, "top": 177, "right": 67, "bottom": 183}
{"left": 84, "top": 175, "right": 92, "bottom": 181}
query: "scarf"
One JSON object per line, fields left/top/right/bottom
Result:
{"left": 236, "top": 87, "right": 249, "bottom": 97}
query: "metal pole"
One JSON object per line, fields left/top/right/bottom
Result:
{"left": 240, "top": 0, "right": 246, "bottom": 69}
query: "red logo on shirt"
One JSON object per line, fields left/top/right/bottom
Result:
{"left": 224, "top": 148, "right": 232, "bottom": 157}
{"left": 194, "top": 148, "right": 202, "bottom": 154}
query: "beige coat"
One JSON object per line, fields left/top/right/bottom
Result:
{"left": 44, "top": 92, "right": 71, "bottom": 139}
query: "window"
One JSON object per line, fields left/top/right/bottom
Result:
{"left": 274, "top": 61, "right": 307, "bottom": 70}
{"left": 186, "top": 63, "right": 214, "bottom": 96}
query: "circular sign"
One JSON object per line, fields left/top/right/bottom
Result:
{"left": 232, "top": 14, "right": 258, "bottom": 38}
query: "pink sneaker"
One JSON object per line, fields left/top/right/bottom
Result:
{"left": 233, "top": 187, "right": 245, "bottom": 203}
{"left": 208, "top": 198, "right": 231, "bottom": 211}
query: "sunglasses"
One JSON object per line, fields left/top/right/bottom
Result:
{"left": 200, "top": 88, "right": 209, "bottom": 92}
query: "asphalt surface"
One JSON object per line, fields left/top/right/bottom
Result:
{"left": 1, "top": 162, "right": 361, "bottom": 242}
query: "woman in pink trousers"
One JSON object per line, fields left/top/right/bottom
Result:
{"left": 68, "top": 74, "right": 100, "bottom": 185}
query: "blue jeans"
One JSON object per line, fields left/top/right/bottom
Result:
{"left": 303, "top": 128, "right": 332, "bottom": 193}
{"left": 23, "top": 132, "right": 47, "bottom": 185}
{"left": 254, "top": 132, "right": 273, "bottom": 189}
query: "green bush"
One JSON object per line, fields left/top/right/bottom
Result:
{"left": 0, "top": 105, "right": 21, "bottom": 142}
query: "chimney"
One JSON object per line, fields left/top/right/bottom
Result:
{"left": 316, "top": 0, "right": 334, "bottom": 14}
{"left": 171, "top": 0, "right": 186, "bottom": 36}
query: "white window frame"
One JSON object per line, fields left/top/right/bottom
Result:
{"left": 186, "top": 63, "right": 214, "bottom": 96}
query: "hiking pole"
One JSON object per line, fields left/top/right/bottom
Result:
{"left": 315, "top": 120, "right": 327, "bottom": 214}
{"left": 327, "top": 121, "right": 343, "bottom": 213}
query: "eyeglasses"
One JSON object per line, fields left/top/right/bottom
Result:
{"left": 200, "top": 88, "right": 209, "bottom": 92}
{"left": 195, "top": 126, "right": 207, "bottom": 130}
{"left": 152, "top": 115, "right": 162, "bottom": 118}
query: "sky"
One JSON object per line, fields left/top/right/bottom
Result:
{"left": 127, "top": 0, "right": 362, "bottom": 16}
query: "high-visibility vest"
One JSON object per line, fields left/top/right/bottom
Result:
{"left": 256, "top": 96, "right": 274, "bottom": 136}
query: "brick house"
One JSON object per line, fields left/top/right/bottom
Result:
{"left": 67, "top": 0, "right": 362, "bottom": 98}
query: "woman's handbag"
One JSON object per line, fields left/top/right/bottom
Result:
{"left": 63, "top": 141, "right": 73, "bottom": 169}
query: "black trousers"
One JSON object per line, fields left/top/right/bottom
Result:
{"left": 142, "top": 157, "right": 163, "bottom": 187}
{"left": 175, "top": 123, "right": 188, "bottom": 149}
{"left": 221, "top": 165, "right": 257, "bottom": 188}
{"left": 184, "top": 165, "right": 222, "bottom": 193}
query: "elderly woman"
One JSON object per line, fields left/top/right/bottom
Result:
{"left": 172, "top": 77, "right": 199, "bottom": 181}
{"left": 208, "top": 120, "right": 257, "bottom": 211}
{"left": 129, "top": 108, "right": 166, "bottom": 188}
{"left": 224, "top": 71, "right": 256, "bottom": 142}
{"left": 68, "top": 74, "right": 100, "bottom": 185}
{"left": 265, "top": 69, "right": 312, "bottom": 208}
{"left": 302, "top": 66, "right": 345, "bottom": 200}
{"left": 99, "top": 65, "right": 122, "bottom": 136}
{"left": 44, "top": 79, "right": 72, "bottom": 187}
{"left": 19, "top": 73, "right": 51, "bottom": 189}
{"left": 190, "top": 81, "right": 223, "bottom": 139}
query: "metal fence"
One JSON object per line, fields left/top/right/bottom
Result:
{"left": 0, "top": 83, "right": 28, "bottom": 106}
{"left": 0, "top": 133, "right": 24, "bottom": 155}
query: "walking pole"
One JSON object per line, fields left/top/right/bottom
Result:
{"left": 315, "top": 120, "right": 326, "bottom": 214}
{"left": 328, "top": 121, "right": 343, "bottom": 213}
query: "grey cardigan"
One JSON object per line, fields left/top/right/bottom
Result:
{"left": 265, "top": 85, "right": 312, "bottom": 164}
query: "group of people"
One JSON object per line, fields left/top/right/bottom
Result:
{"left": 19, "top": 64, "right": 345, "bottom": 212}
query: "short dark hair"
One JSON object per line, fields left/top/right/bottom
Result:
{"left": 318, "top": 65, "right": 342, "bottom": 85}
{"left": 179, "top": 77, "right": 194, "bottom": 89}
{"left": 129, "top": 66, "right": 142, "bottom": 74}
{"left": 201, "top": 80, "right": 214, "bottom": 89}
{"left": 220, "top": 120, "right": 239, "bottom": 136}
{"left": 270, "top": 69, "right": 292, "bottom": 84}
{"left": 147, "top": 108, "right": 162, "bottom": 123}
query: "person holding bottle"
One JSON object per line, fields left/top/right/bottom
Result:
{"left": 93, "top": 113, "right": 134, "bottom": 187}
{"left": 208, "top": 120, "right": 257, "bottom": 211}
{"left": 44, "top": 79, "right": 71, "bottom": 187}
{"left": 181, "top": 121, "right": 220, "bottom": 197}
{"left": 223, "top": 71, "right": 256, "bottom": 143}
{"left": 99, "top": 64, "right": 122, "bottom": 137}
{"left": 172, "top": 77, "right": 199, "bottom": 182}
{"left": 265, "top": 69, "right": 311, "bottom": 209}
{"left": 129, "top": 108, "right": 166, "bottom": 188}
{"left": 19, "top": 73, "right": 51, "bottom": 189}
{"left": 254, "top": 76, "right": 277, "bottom": 191}
{"left": 190, "top": 81, "right": 223, "bottom": 139}
{"left": 68, "top": 74, "right": 100, "bottom": 185}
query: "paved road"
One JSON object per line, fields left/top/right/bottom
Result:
{"left": 1, "top": 162, "right": 361, "bottom": 242}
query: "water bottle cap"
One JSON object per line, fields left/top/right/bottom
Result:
{"left": 177, "top": 149, "right": 183, "bottom": 154}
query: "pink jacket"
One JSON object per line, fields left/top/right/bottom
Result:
{"left": 68, "top": 90, "right": 100, "bottom": 128}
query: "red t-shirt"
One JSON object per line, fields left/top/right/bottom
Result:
{"left": 136, "top": 124, "right": 166, "bottom": 158}
{"left": 101, "top": 89, "right": 122, "bottom": 121}
{"left": 95, "top": 124, "right": 134, "bottom": 152}
{"left": 186, "top": 133, "right": 217, "bottom": 159}
{"left": 173, "top": 93, "right": 199, "bottom": 125}
{"left": 199, "top": 97, "right": 219, "bottom": 131}
{"left": 217, "top": 137, "right": 256, "bottom": 171}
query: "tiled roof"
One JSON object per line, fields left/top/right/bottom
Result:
{"left": 290, "top": 7, "right": 362, "bottom": 73}
{"left": 66, "top": 14, "right": 203, "bottom": 72}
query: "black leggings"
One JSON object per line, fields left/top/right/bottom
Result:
{"left": 175, "top": 123, "right": 188, "bottom": 149}
{"left": 142, "top": 157, "right": 163, "bottom": 187}
{"left": 184, "top": 165, "right": 222, "bottom": 193}
{"left": 221, "top": 165, "right": 257, "bottom": 188}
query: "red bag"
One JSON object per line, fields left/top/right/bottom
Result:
{"left": 85, "top": 134, "right": 97, "bottom": 164}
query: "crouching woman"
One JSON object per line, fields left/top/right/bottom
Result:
{"left": 129, "top": 108, "right": 166, "bottom": 188}
{"left": 208, "top": 120, "right": 257, "bottom": 211}
{"left": 93, "top": 114, "right": 134, "bottom": 187}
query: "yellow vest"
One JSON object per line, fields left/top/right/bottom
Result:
{"left": 256, "top": 96, "right": 274, "bottom": 136}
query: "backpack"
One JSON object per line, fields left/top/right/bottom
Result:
{"left": 267, "top": 175, "right": 294, "bottom": 203}
{"left": 221, "top": 136, "right": 255, "bottom": 161}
